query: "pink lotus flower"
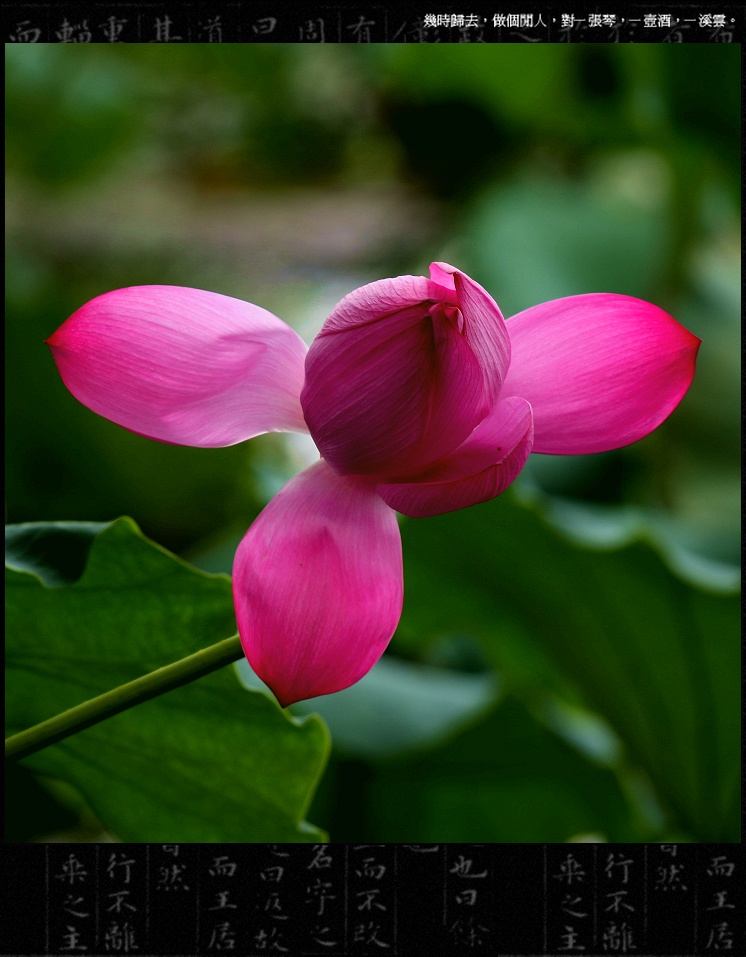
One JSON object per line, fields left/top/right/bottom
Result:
{"left": 47, "top": 264, "right": 700, "bottom": 706}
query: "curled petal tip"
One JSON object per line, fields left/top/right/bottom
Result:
{"left": 429, "top": 261, "right": 458, "bottom": 291}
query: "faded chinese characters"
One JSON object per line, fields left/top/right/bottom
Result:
{"left": 446, "top": 847, "right": 490, "bottom": 949}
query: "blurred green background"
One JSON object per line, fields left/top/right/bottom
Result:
{"left": 5, "top": 44, "right": 740, "bottom": 843}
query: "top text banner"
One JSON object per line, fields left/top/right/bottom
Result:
{"left": 3, "top": 4, "right": 744, "bottom": 43}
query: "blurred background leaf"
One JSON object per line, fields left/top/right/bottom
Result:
{"left": 5, "top": 43, "right": 739, "bottom": 841}
{"left": 317, "top": 694, "right": 639, "bottom": 844}
{"left": 393, "top": 490, "right": 739, "bottom": 841}
{"left": 6, "top": 520, "right": 329, "bottom": 842}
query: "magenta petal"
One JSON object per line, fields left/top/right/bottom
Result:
{"left": 233, "top": 460, "right": 403, "bottom": 707}
{"left": 429, "top": 261, "right": 457, "bottom": 293}
{"left": 378, "top": 396, "right": 534, "bottom": 518}
{"left": 302, "top": 278, "right": 487, "bottom": 478}
{"left": 46, "top": 286, "right": 309, "bottom": 447}
{"left": 433, "top": 262, "right": 511, "bottom": 407}
{"left": 501, "top": 294, "right": 701, "bottom": 454}
{"left": 318, "top": 274, "right": 458, "bottom": 333}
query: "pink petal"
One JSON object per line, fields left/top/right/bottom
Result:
{"left": 431, "top": 262, "right": 511, "bottom": 408}
{"left": 500, "top": 294, "right": 701, "bottom": 454}
{"left": 46, "top": 286, "right": 309, "bottom": 447}
{"left": 429, "top": 261, "right": 457, "bottom": 292}
{"left": 317, "top": 274, "right": 458, "bottom": 333}
{"left": 378, "top": 396, "right": 534, "bottom": 518}
{"left": 233, "top": 460, "right": 403, "bottom": 707}
{"left": 302, "top": 281, "right": 487, "bottom": 478}
{"left": 302, "top": 267, "right": 511, "bottom": 480}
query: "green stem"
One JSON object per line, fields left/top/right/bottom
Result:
{"left": 5, "top": 635, "right": 244, "bottom": 762}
